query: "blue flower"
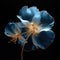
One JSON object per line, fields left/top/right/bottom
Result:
{"left": 4, "top": 22, "right": 27, "bottom": 44}
{"left": 4, "top": 6, "right": 55, "bottom": 52}
{"left": 17, "top": 6, "right": 55, "bottom": 51}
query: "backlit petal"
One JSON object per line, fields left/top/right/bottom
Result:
{"left": 32, "top": 30, "right": 55, "bottom": 49}
{"left": 4, "top": 22, "right": 21, "bottom": 37}
{"left": 32, "top": 12, "right": 41, "bottom": 24}
{"left": 29, "top": 6, "right": 39, "bottom": 15}
{"left": 16, "top": 22, "right": 25, "bottom": 29}
{"left": 19, "top": 6, "right": 33, "bottom": 20}
{"left": 23, "top": 37, "right": 37, "bottom": 52}
{"left": 17, "top": 15, "right": 30, "bottom": 26}
{"left": 40, "top": 10, "right": 55, "bottom": 28}
{"left": 18, "top": 35, "right": 37, "bottom": 52}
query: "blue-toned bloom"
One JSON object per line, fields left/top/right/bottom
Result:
{"left": 4, "top": 22, "right": 27, "bottom": 44}
{"left": 17, "top": 6, "right": 55, "bottom": 51}
{"left": 4, "top": 6, "right": 55, "bottom": 52}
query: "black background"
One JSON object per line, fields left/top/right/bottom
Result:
{"left": 0, "top": 0, "right": 59, "bottom": 60}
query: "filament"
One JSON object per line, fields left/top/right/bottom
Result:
{"left": 21, "top": 32, "right": 28, "bottom": 35}
{"left": 25, "top": 33, "right": 32, "bottom": 41}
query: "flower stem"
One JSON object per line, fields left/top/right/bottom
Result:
{"left": 21, "top": 46, "right": 24, "bottom": 60}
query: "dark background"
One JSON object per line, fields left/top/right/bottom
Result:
{"left": 0, "top": 0, "right": 59, "bottom": 60}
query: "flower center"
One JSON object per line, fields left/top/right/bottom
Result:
{"left": 11, "top": 32, "right": 22, "bottom": 44}
{"left": 27, "top": 22, "right": 40, "bottom": 35}
{"left": 22, "top": 22, "right": 40, "bottom": 41}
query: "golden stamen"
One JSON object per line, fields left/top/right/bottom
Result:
{"left": 10, "top": 32, "right": 22, "bottom": 44}
{"left": 27, "top": 22, "right": 40, "bottom": 36}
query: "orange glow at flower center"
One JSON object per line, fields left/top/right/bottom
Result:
{"left": 11, "top": 32, "right": 22, "bottom": 43}
{"left": 27, "top": 22, "right": 40, "bottom": 35}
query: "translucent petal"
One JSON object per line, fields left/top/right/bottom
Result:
{"left": 32, "top": 31, "right": 55, "bottom": 49}
{"left": 32, "top": 12, "right": 41, "bottom": 24}
{"left": 23, "top": 38, "right": 37, "bottom": 52}
{"left": 4, "top": 22, "right": 21, "bottom": 37}
{"left": 18, "top": 35, "right": 37, "bottom": 52}
{"left": 17, "top": 15, "right": 30, "bottom": 26}
{"left": 17, "top": 38, "right": 27, "bottom": 46}
{"left": 24, "top": 43, "right": 37, "bottom": 52}
{"left": 19, "top": 6, "right": 33, "bottom": 20}
{"left": 29, "top": 6, "right": 39, "bottom": 15}
{"left": 17, "top": 28, "right": 28, "bottom": 46}
{"left": 16, "top": 22, "right": 25, "bottom": 29}
{"left": 40, "top": 27, "right": 51, "bottom": 31}
{"left": 40, "top": 10, "right": 55, "bottom": 28}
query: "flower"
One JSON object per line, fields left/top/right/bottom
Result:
{"left": 4, "top": 22, "right": 27, "bottom": 44}
{"left": 4, "top": 6, "right": 55, "bottom": 52}
{"left": 17, "top": 6, "right": 55, "bottom": 51}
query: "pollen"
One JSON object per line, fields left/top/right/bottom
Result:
{"left": 10, "top": 31, "right": 22, "bottom": 44}
{"left": 27, "top": 22, "right": 40, "bottom": 35}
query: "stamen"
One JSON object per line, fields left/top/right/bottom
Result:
{"left": 27, "top": 22, "right": 40, "bottom": 36}
{"left": 10, "top": 32, "right": 22, "bottom": 44}
{"left": 21, "top": 32, "right": 28, "bottom": 35}
{"left": 25, "top": 33, "right": 32, "bottom": 41}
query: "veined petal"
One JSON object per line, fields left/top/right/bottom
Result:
{"left": 17, "top": 15, "right": 30, "bottom": 26}
{"left": 40, "top": 10, "right": 55, "bottom": 28}
{"left": 32, "top": 30, "right": 55, "bottom": 49}
{"left": 19, "top": 6, "right": 33, "bottom": 20}
{"left": 32, "top": 12, "right": 41, "bottom": 24}
{"left": 4, "top": 22, "right": 21, "bottom": 37}
{"left": 29, "top": 6, "right": 39, "bottom": 15}
{"left": 40, "top": 22, "right": 54, "bottom": 32}
{"left": 16, "top": 22, "right": 25, "bottom": 28}
{"left": 40, "top": 27, "right": 51, "bottom": 31}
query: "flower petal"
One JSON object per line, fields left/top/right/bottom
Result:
{"left": 24, "top": 43, "right": 37, "bottom": 52}
{"left": 40, "top": 27, "right": 51, "bottom": 31}
{"left": 16, "top": 22, "right": 25, "bottom": 29}
{"left": 18, "top": 34, "right": 37, "bottom": 52}
{"left": 19, "top": 6, "right": 33, "bottom": 20}
{"left": 4, "top": 22, "right": 21, "bottom": 37}
{"left": 17, "top": 38, "right": 27, "bottom": 46}
{"left": 32, "top": 30, "right": 55, "bottom": 49}
{"left": 29, "top": 6, "right": 39, "bottom": 15}
{"left": 32, "top": 12, "right": 41, "bottom": 24}
{"left": 17, "top": 15, "right": 30, "bottom": 26}
{"left": 40, "top": 10, "right": 55, "bottom": 28}
{"left": 23, "top": 38, "right": 37, "bottom": 52}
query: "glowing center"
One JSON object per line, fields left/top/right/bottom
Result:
{"left": 11, "top": 32, "right": 22, "bottom": 43}
{"left": 27, "top": 22, "right": 40, "bottom": 35}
